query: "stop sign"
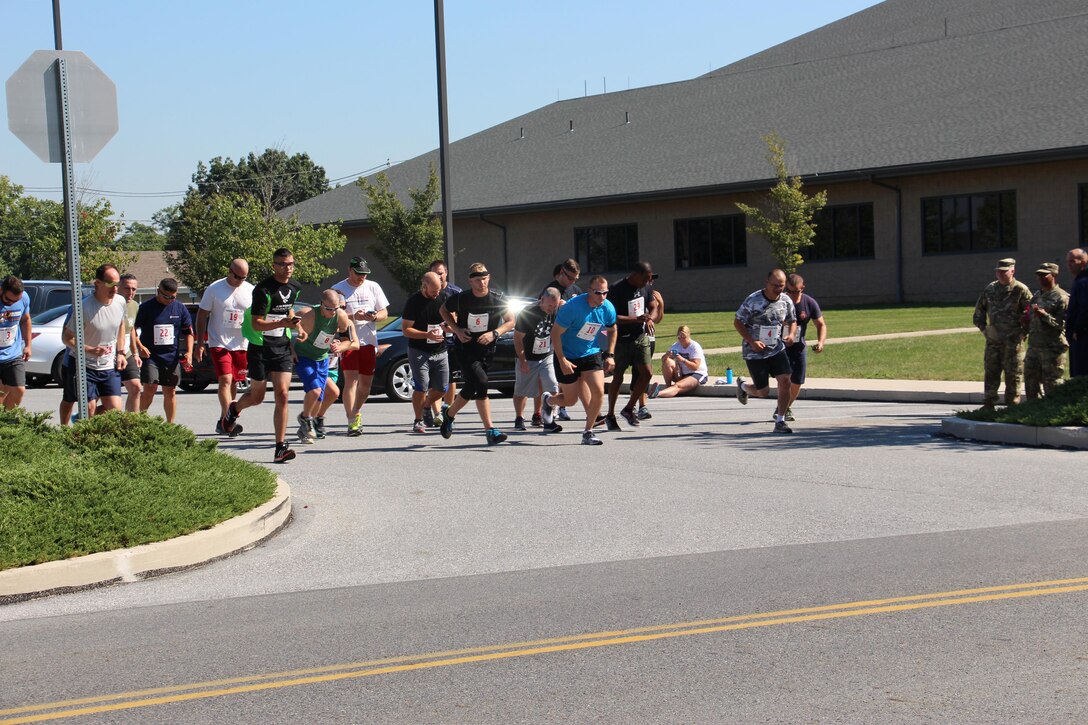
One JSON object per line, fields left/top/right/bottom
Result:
{"left": 6, "top": 50, "right": 118, "bottom": 163}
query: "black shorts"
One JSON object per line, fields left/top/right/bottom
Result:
{"left": 744, "top": 349, "right": 792, "bottom": 390}
{"left": 555, "top": 352, "right": 603, "bottom": 385}
{"left": 120, "top": 353, "right": 141, "bottom": 382}
{"left": 786, "top": 344, "right": 807, "bottom": 385}
{"left": 0, "top": 358, "right": 26, "bottom": 388}
{"left": 141, "top": 359, "right": 180, "bottom": 388}
{"left": 249, "top": 344, "right": 293, "bottom": 380}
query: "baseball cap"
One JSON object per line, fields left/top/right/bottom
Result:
{"left": 350, "top": 256, "right": 371, "bottom": 274}
{"left": 1035, "top": 262, "right": 1059, "bottom": 275}
{"left": 995, "top": 258, "right": 1016, "bottom": 271}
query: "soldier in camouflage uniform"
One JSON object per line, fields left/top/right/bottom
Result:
{"left": 973, "top": 257, "right": 1031, "bottom": 407}
{"left": 1023, "top": 262, "right": 1069, "bottom": 399}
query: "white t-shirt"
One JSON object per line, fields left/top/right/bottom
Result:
{"left": 65, "top": 293, "right": 127, "bottom": 371}
{"left": 668, "top": 339, "right": 708, "bottom": 378}
{"left": 198, "top": 277, "right": 254, "bottom": 350}
{"left": 332, "top": 278, "right": 389, "bottom": 347}
{"left": 121, "top": 299, "right": 138, "bottom": 355}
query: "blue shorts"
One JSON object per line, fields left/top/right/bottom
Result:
{"left": 295, "top": 356, "right": 329, "bottom": 397}
{"left": 62, "top": 363, "right": 122, "bottom": 403}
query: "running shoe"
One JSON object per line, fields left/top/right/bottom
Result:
{"left": 784, "top": 407, "right": 795, "bottom": 422}
{"left": 593, "top": 415, "right": 608, "bottom": 429}
{"left": 581, "top": 431, "right": 603, "bottom": 446}
{"left": 605, "top": 414, "right": 622, "bottom": 432}
{"left": 619, "top": 407, "right": 640, "bottom": 427}
{"left": 347, "top": 412, "right": 362, "bottom": 437}
{"left": 273, "top": 442, "right": 296, "bottom": 463}
{"left": 440, "top": 413, "right": 454, "bottom": 439}
{"left": 531, "top": 413, "right": 543, "bottom": 427}
{"left": 486, "top": 428, "right": 508, "bottom": 445}
{"left": 637, "top": 406, "right": 653, "bottom": 420}
{"left": 412, "top": 419, "right": 426, "bottom": 434}
{"left": 773, "top": 420, "right": 793, "bottom": 434}
{"left": 736, "top": 377, "right": 748, "bottom": 405}
{"left": 422, "top": 408, "right": 435, "bottom": 428}
{"left": 540, "top": 392, "right": 554, "bottom": 425}
{"left": 557, "top": 407, "right": 572, "bottom": 421}
{"left": 647, "top": 382, "right": 661, "bottom": 399}
{"left": 542, "top": 421, "right": 563, "bottom": 434}
{"left": 215, "top": 418, "right": 225, "bottom": 435}
{"left": 222, "top": 401, "right": 241, "bottom": 433}
{"left": 296, "top": 415, "right": 315, "bottom": 444}
{"left": 313, "top": 416, "right": 326, "bottom": 439}
{"left": 513, "top": 416, "right": 527, "bottom": 431}
{"left": 218, "top": 414, "right": 242, "bottom": 438}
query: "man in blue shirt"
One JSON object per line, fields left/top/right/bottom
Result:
{"left": 134, "top": 278, "right": 194, "bottom": 423}
{"left": 0, "top": 276, "right": 33, "bottom": 409}
{"left": 540, "top": 275, "right": 617, "bottom": 446}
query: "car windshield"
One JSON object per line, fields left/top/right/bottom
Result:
{"left": 33, "top": 305, "right": 71, "bottom": 324}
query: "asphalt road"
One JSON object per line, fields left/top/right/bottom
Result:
{"left": 2, "top": 385, "right": 1086, "bottom": 723}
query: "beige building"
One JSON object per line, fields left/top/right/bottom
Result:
{"left": 287, "top": 0, "right": 1088, "bottom": 311}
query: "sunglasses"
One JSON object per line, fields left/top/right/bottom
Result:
{"left": 273, "top": 261, "right": 295, "bottom": 268}
{"left": 468, "top": 272, "right": 490, "bottom": 279}
{"left": 229, "top": 270, "right": 247, "bottom": 280}
{"left": 590, "top": 289, "right": 608, "bottom": 296}
{"left": 159, "top": 291, "right": 177, "bottom": 300}
{"left": 322, "top": 305, "right": 339, "bottom": 312}
{"left": 1, "top": 292, "right": 20, "bottom": 306}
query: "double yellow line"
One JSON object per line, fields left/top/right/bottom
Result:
{"left": 4, "top": 575, "right": 1087, "bottom": 723}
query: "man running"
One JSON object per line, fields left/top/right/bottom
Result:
{"left": 196, "top": 259, "right": 253, "bottom": 436}
{"left": 541, "top": 259, "right": 583, "bottom": 423}
{"left": 781, "top": 273, "right": 826, "bottom": 421}
{"left": 734, "top": 269, "right": 797, "bottom": 434}
{"left": 0, "top": 276, "right": 32, "bottom": 409}
{"left": 293, "top": 289, "right": 358, "bottom": 443}
{"left": 605, "top": 261, "right": 657, "bottom": 429}
{"left": 59, "top": 264, "right": 129, "bottom": 424}
{"left": 134, "top": 278, "right": 194, "bottom": 423}
{"left": 117, "top": 273, "right": 143, "bottom": 412}
{"left": 438, "top": 262, "right": 515, "bottom": 445}
{"left": 541, "top": 275, "right": 617, "bottom": 446}
{"left": 513, "top": 287, "right": 562, "bottom": 433}
{"left": 332, "top": 256, "right": 389, "bottom": 436}
{"left": 402, "top": 271, "right": 452, "bottom": 433}
{"left": 430, "top": 259, "right": 461, "bottom": 417}
{"left": 223, "top": 248, "right": 305, "bottom": 463}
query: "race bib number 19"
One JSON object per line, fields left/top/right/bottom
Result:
{"left": 223, "top": 309, "right": 242, "bottom": 328}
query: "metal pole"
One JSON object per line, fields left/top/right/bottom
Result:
{"left": 52, "top": 0, "right": 63, "bottom": 50}
{"left": 434, "top": 0, "right": 455, "bottom": 280}
{"left": 56, "top": 56, "right": 89, "bottom": 420}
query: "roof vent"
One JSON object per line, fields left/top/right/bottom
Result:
{"left": 625, "top": 111, "right": 630, "bottom": 124}
{"left": 569, "top": 120, "right": 574, "bottom": 132}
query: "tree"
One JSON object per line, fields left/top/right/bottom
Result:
{"left": 190, "top": 148, "right": 329, "bottom": 221}
{"left": 0, "top": 175, "right": 134, "bottom": 281}
{"left": 358, "top": 164, "right": 445, "bottom": 293}
{"left": 115, "top": 221, "right": 167, "bottom": 251}
{"left": 735, "top": 133, "right": 827, "bottom": 274}
{"left": 166, "top": 192, "right": 347, "bottom": 293}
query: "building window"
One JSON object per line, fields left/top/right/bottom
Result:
{"left": 674, "top": 215, "right": 747, "bottom": 269}
{"left": 574, "top": 223, "right": 638, "bottom": 274}
{"left": 809, "top": 203, "right": 875, "bottom": 261}
{"left": 922, "top": 191, "right": 1016, "bottom": 254}
{"left": 1080, "top": 184, "right": 1088, "bottom": 247}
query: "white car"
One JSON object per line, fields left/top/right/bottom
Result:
{"left": 25, "top": 304, "right": 70, "bottom": 387}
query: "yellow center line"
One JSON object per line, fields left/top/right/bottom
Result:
{"left": 3, "top": 576, "right": 1087, "bottom": 724}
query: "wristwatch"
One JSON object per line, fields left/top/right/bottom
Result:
{"left": 603, "top": 352, "right": 614, "bottom": 359}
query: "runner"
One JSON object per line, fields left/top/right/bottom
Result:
{"left": 293, "top": 289, "right": 358, "bottom": 443}
{"left": 0, "top": 276, "right": 32, "bottom": 410}
{"left": 332, "top": 256, "right": 389, "bottom": 436}
{"left": 781, "top": 273, "right": 826, "bottom": 420}
{"left": 733, "top": 269, "right": 797, "bottom": 434}
{"left": 134, "top": 278, "right": 194, "bottom": 423}
{"left": 117, "top": 273, "right": 143, "bottom": 413}
{"left": 196, "top": 259, "right": 254, "bottom": 436}
{"left": 430, "top": 259, "right": 461, "bottom": 418}
{"left": 605, "top": 261, "right": 657, "bottom": 429}
{"left": 541, "top": 259, "right": 583, "bottom": 423}
{"left": 438, "top": 262, "right": 515, "bottom": 445}
{"left": 540, "top": 275, "right": 617, "bottom": 446}
{"left": 512, "top": 287, "right": 562, "bottom": 433}
{"left": 401, "top": 271, "right": 452, "bottom": 433}
{"left": 223, "top": 248, "right": 306, "bottom": 463}
{"left": 631, "top": 284, "right": 664, "bottom": 420}
{"left": 59, "top": 264, "right": 128, "bottom": 425}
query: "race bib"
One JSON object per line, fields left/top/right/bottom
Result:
{"left": 467, "top": 313, "right": 489, "bottom": 333}
{"left": 576, "top": 322, "right": 601, "bottom": 341}
{"left": 757, "top": 325, "right": 780, "bottom": 346}
{"left": 628, "top": 296, "right": 644, "bottom": 318}
{"left": 154, "top": 323, "right": 176, "bottom": 347}
{"left": 532, "top": 336, "right": 551, "bottom": 355}
{"left": 94, "top": 342, "right": 115, "bottom": 368}
{"left": 427, "top": 323, "right": 443, "bottom": 338}
{"left": 314, "top": 330, "right": 333, "bottom": 350}
{"left": 264, "top": 314, "right": 286, "bottom": 338}
{"left": 0, "top": 326, "right": 14, "bottom": 348}
{"left": 222, "top": 308, "right": 243, "bottom": 328}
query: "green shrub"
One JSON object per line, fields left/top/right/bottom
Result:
{"left": 956, "top": 377, "right": 1088, "bottom": 427}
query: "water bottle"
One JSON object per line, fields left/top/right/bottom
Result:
{"left": 726, "top": 367, "right": 734, "bottom": 384}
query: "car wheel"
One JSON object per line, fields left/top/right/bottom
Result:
{"left": 25, "top": 374, "right": 50, "bottom": 388}
{"left": 385, "top": 357, "right": 412, "bottom": 402}
{"left": 50, "top": 352, "right": 66, "bottom": 387}
{"left": 178, "top": 380, "right": 210, "bottom": 393}
{"left": 236, "top": 378, "right": 251, "bottom": 395}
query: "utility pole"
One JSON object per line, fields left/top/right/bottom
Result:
{"left": 434, "top": 0, "right": 455, "bottom": 279}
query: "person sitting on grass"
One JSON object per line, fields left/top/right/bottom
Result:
{"left": 648, "top": 325, "right": 708, "bottom": 399}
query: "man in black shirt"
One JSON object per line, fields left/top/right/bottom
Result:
{"left": 223, "top": 247, "right": 305, "bottom": 463}
{"left": 439, "top": 262, "right": 515, "bottom": 445}
{"left": 605, "top": 261, "right": 657, "bottom": 430}
{"left": 402, "top": 271, "right": 452, "bottom": 433}
{"left": 540, "top": 258, "right": 583, "bottom": 422}
{"left": 513, "top": 287, "right": 562, "bottom": 432}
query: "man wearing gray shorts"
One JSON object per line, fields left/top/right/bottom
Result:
{"left": 513, "top": 287, "right": 562, "bottom": 432}
{"left": 401, "top": 272, "right": 452, "bottom": 433}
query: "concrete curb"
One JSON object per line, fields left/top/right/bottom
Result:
{"left": 0, "top": 479, "right": 292, "bottom": 605}
{"left": 940, "top": 418, "right": 1088, "bottom": 450}
{"left": 622, "top": 378, "right": 987, "bottom": 405}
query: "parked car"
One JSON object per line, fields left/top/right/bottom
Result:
{"left": 24, "top": 304, "right": 70, "bottom": 387}
{"left": 20, "top": 280, "right": 93, "bottom": 317}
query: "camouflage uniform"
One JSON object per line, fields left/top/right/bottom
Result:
{"left": 973, "top": 277, "right": 1031, "bottom": 406}
{"left": 1024, "top": 285, "right": 1069, "bottom": 399}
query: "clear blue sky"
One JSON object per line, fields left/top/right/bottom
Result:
{"left": 1, "top": 0, "right": 881, "bottom": 228}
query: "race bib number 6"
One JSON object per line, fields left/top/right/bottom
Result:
{"left": 467, "top": 313, "right": 489, "bottom": 333}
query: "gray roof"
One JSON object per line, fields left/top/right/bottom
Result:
{"left": 285, "top": 0, "right": 1088, "bottom": 226}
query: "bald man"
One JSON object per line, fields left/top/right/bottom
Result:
{"left": 196, "top": 258, "right": 254, "bottom": 435}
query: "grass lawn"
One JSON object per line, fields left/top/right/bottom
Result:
{"left": 957, "top": 376, "right": 1088, "bottom": 426}
{"left": 0, "top": 410, "right": 277, "bottom": 571}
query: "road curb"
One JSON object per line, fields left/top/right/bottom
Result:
{"left": 621, "top": 380, "right": 985, "bottom": 405}
{"left": 0, "top": 478, "right": 292, "bottom": 605}
{"left": 940, "top": 418, "right": 1088, "bottom": 450}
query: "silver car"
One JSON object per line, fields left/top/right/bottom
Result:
{"left": 25, "top": 305, "right": 70, "bottom": 387}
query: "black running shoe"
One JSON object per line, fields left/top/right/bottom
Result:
{"left": 273, "top": 442, "right": 296, "bottom": 463}
{"left": 619, "top": 408, "right": 640, "bottom": 427}
{"left": 605, "top": 414, "right": 622, "bottom": 432}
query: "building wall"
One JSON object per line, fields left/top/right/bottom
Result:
{"left": 326, "top": 158, "right": 1088, "bottom": 313}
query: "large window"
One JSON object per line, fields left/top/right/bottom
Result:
{"left": 1080, "top": 184, "right": 1088, "bottom": 247}
{"left": 809, "top": 203, "right": 875, "bottom": 261}
{"left": 674, "top": 214, "right": 747, "bottom": 269}
{"left": 574, "top": 223, "right": 638, "bottom": 274}
{"left": 922, "top": 191, "right": 1016, "bottom": 254}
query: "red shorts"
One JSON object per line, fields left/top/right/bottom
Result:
{"left": 210, "top": 347, "right": 248, "bottom": 382}
{"left": 341, "top": 345, "right": 377, "bottom": 376}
